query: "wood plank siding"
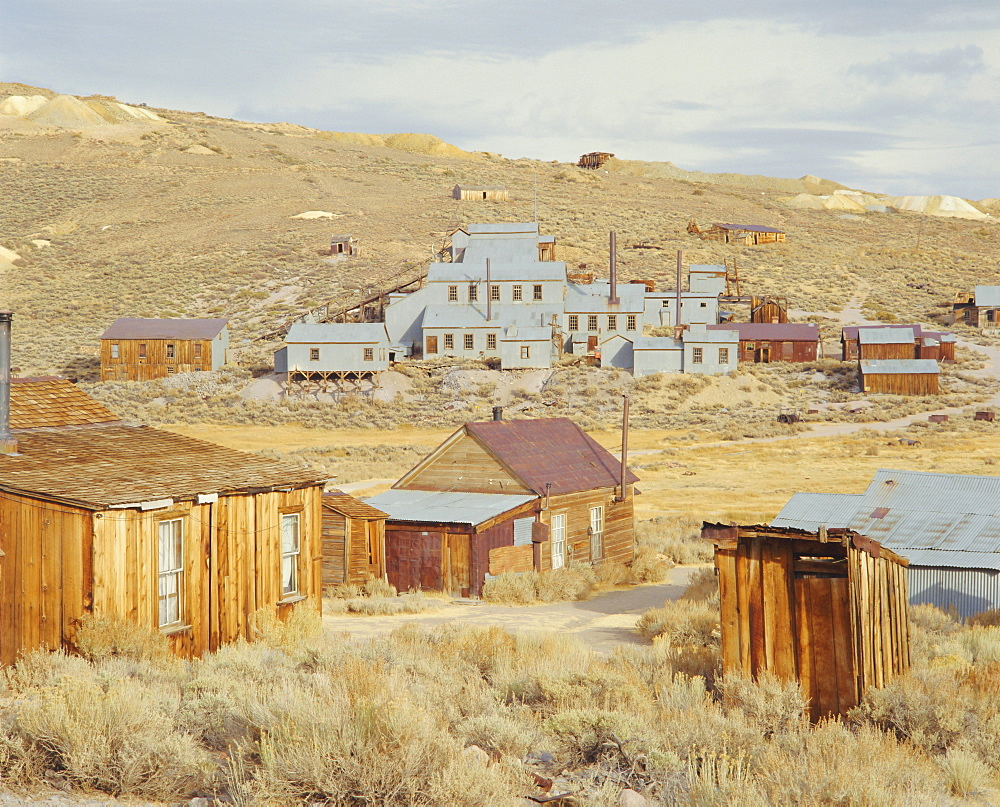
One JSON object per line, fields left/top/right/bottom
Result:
{"left": 539, "top": 488, "right": 634, "bottom": 568}
{"left": 861, "top": 370, "right": 939, "bottom": 395}
{"left": 101, "top": 338, "right": 216, "bottom": 381}
{"left": 397, "top": 432, "right": 532, "bottom": 495}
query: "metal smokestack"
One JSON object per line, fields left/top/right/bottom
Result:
{"left": 618, "top": 394, "right": 630, "bottom": 502}
{"left": 492, "top": 405, "right": 503, "bottom": 421}
{"left": 0, "top": 311, "right": 17, "bottom": 455}
{"left": 609, "top": 231, "right": 619, "bottom": 305}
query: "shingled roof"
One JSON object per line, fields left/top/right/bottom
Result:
{"left": 464, "top": 417, "right": 638, "bottom": 496}
{"left": 11, "top": 378, "right": 119, "bottom": 429}
{"left": 323, "top": 490, "right": 389, "bottom": 520}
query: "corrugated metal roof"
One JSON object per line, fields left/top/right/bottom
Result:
{"left": 897, "top": 549, "right": 1000, "bottom": 571}
{"left": 501, "top": 326, "right": 550, "bottom": 341}
{"left": 859, "top": 359, "right": 939, "bottom": 375}
{"left": 976, "top": 285, "right": 1000, "bottom": 307}
{"left": 101, "top": 317, "right": 228, "bottom": 340}
{"left": 633, "top": 337, "right": 683, "bottom": 351}
{"left": 714, "top": 223, "right": 784, "bottom": 233}
{"left": 707, "top": 322, "right": 818, "bottom": 341}
{"left": 859, "top": 327, "right": 917, "bottom": 345}
{"left": 685, "top": 328, "right": 739, "bottom": 344}
{"left": 467, "top": 223, "right": 538, "bottom": 234}
{"left": 422, "top": 304, "right": 562, "bottom": 329}
{"left": 689, "top": 264, "right": 726, "bottom": 274}
{"left": 365, "top": 489, "right": 534, "bottom": 525}
{"left": 770, "top": 492, "right": 863, "bottom": 531}
{"left": 565, "top": 282, "right": 646, "bottom": 312}
{"left": 843, "top": 324, "right": 924, "bottom": 340}
{"left": 462, "top": 234, "right": 542, "bottom": 265}
{"left": 285, "top": 323, "right": 389, "bottom": 344}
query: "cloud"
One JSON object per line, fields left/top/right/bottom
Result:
{"left": 851, "top": 44, "right": 986, "bottom": 84}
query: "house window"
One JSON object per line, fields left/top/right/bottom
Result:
{"left": 468, "top": 283, "right": 478, "bottom": 302}
{"left": 364, "top": 347, "right": 374, "bottom": 361}
{"left": 551, "top": 513, "right": 566, "bottom": 570}
{"left": 138, "top": 343, "right": 147, "bottom": 360}
{"left": 193, "top": 343, "right": 202, "bottom": 358}
{"left": 110, "top": 343, "right": 119, "bottom": 359}
{"left": 487, "top": 333, "right": 497, "bottom": 350}
{"left": 513, "top": 284, "right": 523, "bottom": 301}
{"left": 310, "top": 348, "right": 320, "bottom": 361}
{"left": 444, "top": 333, "right": 454, "bottom": 350}
{"left": 448, "top": 285, "right": 458, "bottom": 302}
{"left": 166, "top": 343, "right": 175, "bottom": 359}
{"left": 158, "top": 518, "right": 184, "bottom": 628}
{"left": 464, "top": 333, "right": 474, "bottom": 350}
{"left": 588, "top": 315, "right": 599, "bottom": 332}
{"left": 589, "top": 505, "right": 604, "bottom": 561}
{"left": 568, "top": 315, "right": 579, "bottom": 331}
{"left": 533, "top": 284, "right": 543, "bottom": 301}
{"left": 719, "top": 348, "right": 729, "bottom": 363}
{"left": 281, "top": 513, "right": 300, "bottom": 597}
{"left": 520, "top": 346, "right": 531, "bottom": 359}
{"left": 692, "top": 347, "right": 703, "bottom": 363}
{"left": 607, "top": 314, "right": 617, "bottom": 330}
{"left": 626, "top": 315, "right": 637, "bottom": 331}
{"left": 490, "top": 285, "right": 501, "bottom": 301}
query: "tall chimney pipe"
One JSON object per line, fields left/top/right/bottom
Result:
{"left": 609, "top": 231, "right": 619, "bottom": 305}
{"left": 493, "top": 405, "right": 503, "bottom": 421}
{"left": 618, "top": 394, "right": 630, "bottom": 502}
{"left": 0, "top": 311, "right": 17, "bottom": 455}
{"left": 486, "top": 257, "right": 492, "bottom": 322}
{"left": 675, "top": 250, "right": 683, "bottom": 329}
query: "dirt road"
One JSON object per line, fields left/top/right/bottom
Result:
{"left": 323, "top": 565, "right": 704, "bottom": 654}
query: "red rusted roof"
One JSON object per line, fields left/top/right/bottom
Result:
{"left": 465, "top": 417, "right": 639, "bottom": 496}
{"left": 707, "top": 323, "right": 818, "bottom": 341}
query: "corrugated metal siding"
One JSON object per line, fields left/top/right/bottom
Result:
{"left": 909, "top": 566, "right": 1000, "bottom": 619}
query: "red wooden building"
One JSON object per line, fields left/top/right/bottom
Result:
{"left": 708, "top": 322, "right": 818, "bottom": 362}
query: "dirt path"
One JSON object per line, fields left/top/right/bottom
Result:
{"left": 323, "top": 565, "right": 704, "bottom": 654}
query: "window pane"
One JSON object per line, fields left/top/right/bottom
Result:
{"left": 282, "top": 514, "right": 299, "bottom": 554}
{"left": 282, "top": 555, "right": 297, "bottom": 595}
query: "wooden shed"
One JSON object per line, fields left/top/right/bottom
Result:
{"left": 577, "top": 152, "right": 614, "bottom": 169}
{"left": 954, "top": 286, "right": 1000, "bottom": 328}
{"left": 369, "top": 415, "right": 638, "bottom": 596}
{"left": 100, "top": 317, "right": 228, "bottom": 381}
{"left": 691, "top": 222, "right": 786, "bottom": 246}
{"left": 859, "top": 359, "right": 940, "bottom": 395}
{"left": 749, "top": 295, "right": 788, "bottom": 324}
{"left": 0, "top": 378, "right": 325, "bottom": 664}
{"left": 857, "top": 327, "right": 919, "bottom": 360}
{"left": 321, "top": 490, "right": 388, "bottom": 587}
{"left": 707, "top": 322, "right": 818, "bottom": 362}
{"left": 452, "top": 184, "right": 508, "bottom": 201}
{"left": 330, "top": 234, "right": 359, "bottom": 257}
{"left": 842, "top": 324, "right": 956, "bottom": 362}
{"left": 704, "top": 523, "right": 910, "bottom": 720}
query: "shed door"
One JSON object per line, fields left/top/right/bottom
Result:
{"left": 426, "top": 336, "right": 438, "bottom": 355}
{"left": 794, "top": 576, "right": 857, "bottom": 721}
{"left": 441, "top": 534, "right": 470, "bottom": 597}
{"left": 386, "top": 530, "right": 442, "bottom": 592}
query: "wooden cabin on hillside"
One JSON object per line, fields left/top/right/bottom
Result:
{"left": 577, "top": 152, "right": 614, "bottom": 169}
{"left": 749, "top": 295, "right": 788, "bottom": 324}
{"left": 859, "top": 359, "right": 940, "bottom": 395}
{"left": 842, "top": 324, "right": 956, "bottom": 362}
{"left": 688, "top": 221, "right": 786, "bottom": 246}
{"left": 367, "top": 414, "right": 638, "bottom": 596}
{"left": 954, "top": 286, "right": 1000, "bottom": 329}
{"left": 100, "top": 317, "right": 228, "bottom": 381}
{"left": 452, "top": 184, "right": 508, "bottom": 201}
{"left": 707, "top": 322, "right": 818, "bottom": 362}
{"left": 321, "top": 491, "right": 388, "bottom": 587}
{"left": 330, "top": 235, "right": 359, "bottom": 257}
{"left": 0, "top": 377, "right": 325, "bottom": 664}
{"left": 704, "top": 523, "right": 910, "bottom": 720}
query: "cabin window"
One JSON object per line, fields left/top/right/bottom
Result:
{"left": 589, "top": 506, "right": 604, "bottom": 560}
{"left": 364, "top": 347, "right": 374, "bottom": 361}
{"left": 551, "top": 514, "right": 566, "bottom": 569}
{"left": 607, "top": 314, "right": 617, "bottom": 330}
{"left": 281, "top": 513, "right": 300, "bottom": 597}
{"left": 166, "top": 343, "right": 175, "bottom": 359}
{"left": 487, "top": 333, "right": 497, "bottom": 350}
{"left": 533, "top": 284, "right": 543, "bottom": 301}
{"left": 490, "top": 285, "right": 501, "bottom": 301}
{"left": 310, "top": 348, "right": 320, "bottom": 361}
{"left": 568, "top": 315, "right": 579, "bottom": 331}
{"left": 468, "top": 283, "right": 478, "bottom": 302}
{"left": 444, "top": 333, "right": 454, "bottom": 350}
{"left": 587, "top": 315, "right": 598, "bottom": 332}
{"left": 512, "top": 284, "right": 523, "bottom": 301}
{"left": 520, "top": 346, "right": 531, "bottom": 359}
{"left": 626, "top": 315, "right": 637, "bottom": 331}
{"left": 719, "top": 347, "right": 730, "bottom": 364}
{"left": 158, "top": 518, "right": 184, "bottom": 628}
{"left": 448, "top": 285, "right": 458, "bottom": 302}
{"left": 110, "top": 343, "right": 119, "bottom": 359}
{"left": 464, "top": 333, "right": 474, "bottom": 350}
{"left": 194, "top": 343, "right": 202, "bottom": 358}
{"left": 692, "top": 347, "right": 703, "bottom": 364}
{"left": 138, "top": 343, "right": 147, "bottom": 360}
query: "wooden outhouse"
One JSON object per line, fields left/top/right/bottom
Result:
{"left": 368, "top": 415, "right": 638, "bottom": 596}
{"left": 330, "top": 235, "right": 359, "bottom": 257}
{"left": 708, "top": 322, "right": 818, "bottom": 362}
{"left": 101, "top": 317, "right": 228, "bottom": 381}
{"left": 452, "top": 184, "right": 508, "bottom": 201}
{"left": 0, "top": 378, "right": 325, "bottom": 664}
{"left": 704, "top": 523, "right": 910, "bottom": 720}
{"left": 859, "top": 359, "right": 940, "bottom": 395}
{"left": 321, "top": 491, "right": 388, "bottom": 587}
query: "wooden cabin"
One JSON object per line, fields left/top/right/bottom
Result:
{"left": 749, "top": 295, "right": 788, "bottom": 324}
{"left": 452, "top": 184, "right": 508, "bottom": 201}
{"left": 577, "top": 152, "right": 614, "bottom": 169}
{"left": 690, "top": 222, "right": 786, "bottom": 246}
{"left": 321, "top": 491, "right": 388, "bottom": 587}
{"left": 859, "top": 359, "right": 940, "bottom": 395}
{"left": 368, "top": 416, "right": 638, "bottom": 596}
{"left": 842, "top": 324, "right": 955, "bottom": 362}
{"left": 101, "top": 318, "right": 228, "bottom": 381}
{"left": 704, "top": 523, "right": 910, "bottom": 720}
{"left": 0, "top": 378, "right": 325, "bottom": 664}
{"left": 857, "top": 327, "right": 919, "bottom": 360}
{"left": 954, "top": 286, "right": 1000, "bottom": 328}
{"left": 330, "top": 234, "right": 359, "bottom": 257}
{"left": 707, "top": 322, "right": 818, "bottom": 362}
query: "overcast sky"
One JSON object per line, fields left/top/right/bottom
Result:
{"left": 4, "top": 1, "right": 1000, "bottom": 198}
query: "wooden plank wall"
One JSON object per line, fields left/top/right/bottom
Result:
{"left": 540, "top": 488, "right": 633, "bottom": 567}
{"left": 859, "top": 343, "right": 917, "bottom": 361}
{"left": 863, "top": 372, "right": 939, "bottom": 395}
{"left": 399, "top": 432, "right": 531, "bottom": 495}
{"left": 849, "top": 546, "right": 910, "bottom": 694}
{"left": 321, "top": 509, "right": 348, "bottom": 587}
{"left": 101, "top": 338, "right": 214, "bottom": 381}
{"left": 489, "top": 544, "right": 534, "bottom": 575}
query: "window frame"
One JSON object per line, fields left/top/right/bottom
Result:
{"left": 551, "top": 513, "right": 566, "bottom": 570}
{"left": 280, "top": 512, "right": 301, "bottom": 600}
{"left": 158, "top": 517, "right": 184, "bottom": 629}
{"left": 486, "top": 333, "right": 497, "bottom": 351}
{"left": 589, "top": 505, "right": 604, "bottom": 561}
{"left": 692, "top": 347, "right": 703, "bottom": 364}
{"left": 520, "top": 345, "right": 531, "bottom": 359}
{"left": 718, "top": 347, "right": 730, "bottom": 364}
{"left": 463, "top": 333, "right": 474, "bottom": 351}
{"left": 309, "top": 347, "right": 320, "bottom": 361}
{"left": 193, "top": 342, "right": 203, "bottom": 358}
{"left": 166, "top": 343, "right": 175, "bottom": 360}
{"left": 587, "top": 315, "right": 599, "bottom": 332}
{"left": 448, "top": 285, "right": 459, "bottom": 302}
{"left": 568, "top": 314, "right": 579, "bottom": 331}
{"left": 363, "top": 347, "right": 374, "bottom": 361}
{"left": 490, "top": 284, "right": 501, "bottom": 302}
{"left": 512, "top": 284, "right": 523, "bottom": 301}
{"left": 444, "top": 333, "right": 455, "bottom": 350}
{"left": 468, "top": 283, "right": 478, "bottom": 302}
{"left": 626, "top": 315, "right": 637, "bottom": 331}
{"left": 533, "top": 284, "right": 543, "bottom": 301}
{"left": 110, "top": 343, "right": 120, "bottom": 359}
{"left": 607, "top": 314, "right": 617, "bottom": 330}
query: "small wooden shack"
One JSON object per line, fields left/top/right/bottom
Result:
{"left": 369, "top": 415, "right": 638, "bottom": 596}
{"left": 321, "top": 491, "right": 388, "bottom": 587}
{"left": 708, "top": 322, "right": 817, "bottom": 362}
{"left": 954, "top": 286, "right": 1000, "bottom": 328}
{"left": 577, "top": 152, "right": 614, "bottom": 169}
{"left": 101, "top": 317, "right": 228, "bottom": 381}
{"left": 704, "top": 523, "right": 910, "bottom": 720}
{"left": 749, "top": 295, "right": 788, "bottom": 324}
{"left": 690, "top": 222, "right": 786, "bottom": 246}
{"left": 330, "top": 234, "right": 359, "bottom": 257}
{"left": 0, "top": 378, "right": 325, "bottom": 664}
{"left": 452, "top": 184, "right": 508, "bottom": 201}
{"left": 859, "top": 359, "right": 940, "bottom": 395}
{"left": 842, "top": 324, "right": 956, "bottom": 362}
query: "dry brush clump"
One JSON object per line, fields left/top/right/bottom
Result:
{"left": 324, "top": 577, "right": 446, "bottom": 616}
